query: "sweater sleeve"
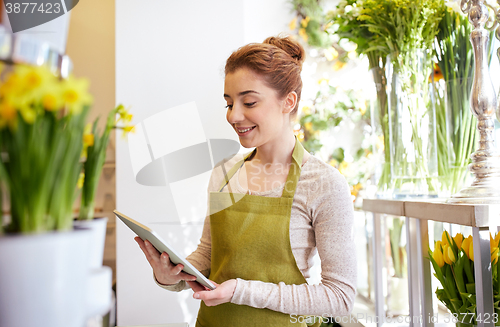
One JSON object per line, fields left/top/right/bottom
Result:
{"left": 229, "top": 168, "right": 357, "bottom": 316}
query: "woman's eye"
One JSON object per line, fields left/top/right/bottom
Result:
{"left": 225, "top": 104, "right": 233, "bottom": 110}
{"left": 244, "top": 102, "right": 256, "bottom": 107}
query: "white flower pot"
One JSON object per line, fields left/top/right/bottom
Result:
{"left": 73, "top": 217, "right": 113, "bottom": 318}
{"left": 0, "top": 228, "right": 91, "bottom": 327}
{"left": 73, "top": 217, "right": 108, "bottom": 269}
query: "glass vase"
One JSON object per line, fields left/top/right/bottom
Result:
{"left": 434, "top": 77, "right": 476, "bottom": 197}
{"left": 369, "top": 67, "right": 392, "bottom": 199}
{"left": 386, "top": 49, "right": 438, "bottom": 198}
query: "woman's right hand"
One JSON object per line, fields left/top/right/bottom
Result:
{"left": 134, "top": 236, "right": 198, "bottom": 286}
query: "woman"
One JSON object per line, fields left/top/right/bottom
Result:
{"left": 135, "top": 35, "right": 357, "bottom": 326}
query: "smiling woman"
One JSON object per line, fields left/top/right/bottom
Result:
{"left": 134, "top": 35, "right": 357, "bottom": 327}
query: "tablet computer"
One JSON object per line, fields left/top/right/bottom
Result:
{"left": 113, "top": 210, "right": 216, "bottom": 290}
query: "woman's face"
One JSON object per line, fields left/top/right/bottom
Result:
{"left": 224, "top": 67, "right": 294, "bottom": 148}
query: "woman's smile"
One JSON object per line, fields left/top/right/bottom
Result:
{"left": 235, "top": 125, "right": 256, "bottom": 135}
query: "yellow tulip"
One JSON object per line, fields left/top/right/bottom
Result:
{"left": 491, "top": 247, "right": 499, "bottom": 264}
{"left": 435, "top": 240, "right": 443, "bottom": 252}
{"left": 495, "top": 232, "right": 500, "bottom": 247}
{"left": 442, "top": 231, "right": 451, "bottom": 246}
{"left": 432, "top": 249, "right": 444, "bottom": 267}
{"left": 447, "top": 246, "right": 456, "bottom": 263}
{"left": 453, "top": 233, "right": 464, "bottom": 250}
{"left": 462, "top": 235, "right": 472, "bottom": 258}
{"left": 432, "top": 247, "right": 445, "bottom": 268}
{"left": 443, "top": 244, "right": 452, "bottom": 265}
{"left": 490, "top": 232, "right": 499, "bottom": 252}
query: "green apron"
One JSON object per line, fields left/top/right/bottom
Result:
{"left": 196, "top": 136, "right": 321, "bottom": 327}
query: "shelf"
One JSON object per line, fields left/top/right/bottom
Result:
{"left": 362, "top": 198, "right": 500, "bottom": 327}
{"left": 362, "top": 198, "right": 500, "bottom": 227}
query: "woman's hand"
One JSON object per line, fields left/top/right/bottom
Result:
{"left": 134, "top": 237, "right": 197, "bottom": 286}
{"left": 188, "top": 279, "right": 237, "bottom": 306}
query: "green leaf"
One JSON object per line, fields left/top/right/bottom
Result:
{"left": 331, "top": 148, "right": 345, "bottom": 162}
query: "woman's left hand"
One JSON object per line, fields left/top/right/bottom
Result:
{"left": 188, "top": 279, "right": 237, "bottom": 306}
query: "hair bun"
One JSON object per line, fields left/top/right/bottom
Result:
{"left": 264, "top": 35, "right": 305, "bottom": 65}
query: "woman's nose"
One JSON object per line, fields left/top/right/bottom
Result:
{"left": 227, "top": 104, "right": 244, "bottom": 124}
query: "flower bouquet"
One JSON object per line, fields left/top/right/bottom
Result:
{"left": 358, "top": 0, "right": 445, "bottom": 197}
{"left": 429, "top": 231, "right": 500, "bottom": 324}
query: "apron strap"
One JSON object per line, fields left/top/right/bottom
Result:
{"left": 217, "top": 150, "right": 254, "bottom": 192}
{"left": 281, "top": 135, "right": 304, "bottom": 198}
{"left": 217, "top": 136, "right": 305, "bottom": 198}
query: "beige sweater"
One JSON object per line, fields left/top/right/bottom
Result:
{"left": 156, "top": 151, "right": 357, "bottom": 317}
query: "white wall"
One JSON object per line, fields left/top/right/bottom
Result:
{"left": 116, "top": 1, "right": 294, "bottom": 326}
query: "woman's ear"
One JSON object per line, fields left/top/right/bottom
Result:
{"left": 282, "top": 91, "right": 298, "bottom": 114}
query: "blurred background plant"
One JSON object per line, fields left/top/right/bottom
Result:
{"left": 293, "top": 78, "right": 376, "bottom": 208}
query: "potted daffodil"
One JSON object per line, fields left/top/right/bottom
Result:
{"left": 0, "top": 63, "right": 93, "bottom": 327}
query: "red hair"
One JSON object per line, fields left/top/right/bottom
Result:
{"left": 225, "top": 35, "right": 305, "bottom": 116}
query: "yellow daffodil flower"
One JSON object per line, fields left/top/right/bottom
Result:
{"left": 61, "top": 75, "right": 93, "bottom": 114}
{"left": 302, "top": 106, "right": 311, "bottom": 115}
{"left": 324, "top": 48, "right": 338, "bottom": 61}
{"left": 301, "top": 16, "right": 310, "bottom": 28}
{"left": 338, "top": 161, "right": 349, "bottom": 175}
{"left": 298, "top": 28, "right": 308, "bottom": 42}
{"left": 0, "top": 99, "right": 18, "bottom": 123}
{"left": 297, "top": 130, "right": 304, "bottom": 141}
{"left": 289, "top": 17, "right": 298, "bottom": 31}
{"left": 462, "top": 235, "right": 472, "bottom": 259}
{"left": 432, "top": 247, "right": 445, "bottom": 268}
{"left": 332, "top": 61, "right": 346, "bottom": 71}
{"left": 83, "top": 133, "right": 95, "bottom": 148}
{"left": 453, "top": 233, "right": 464, "bottom": 250}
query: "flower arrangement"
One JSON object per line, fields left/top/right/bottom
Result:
{"left": 78, "top": 104, "right": 133, "bottom": 220}
{"left": 359, "top": 0, "right": 445, "bottom": 196}
{"left": 0, "top": 64, "right": 91, "bottom": 233}
{"left": 429, "top": 231, "right": 500, "bottom": 322}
